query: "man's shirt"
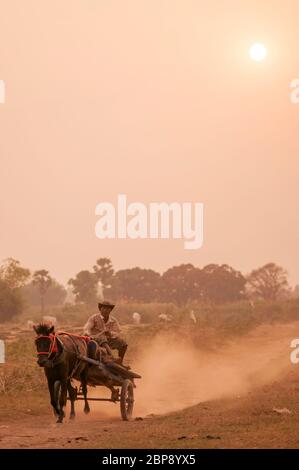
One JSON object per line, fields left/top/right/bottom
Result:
{"left": 83, "top": 313, "right": 121, "bottom": 339}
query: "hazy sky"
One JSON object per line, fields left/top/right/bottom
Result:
{"left": 0, "top": 1, "right": 298, "bottom": 285}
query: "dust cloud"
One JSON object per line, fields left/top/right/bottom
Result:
{"left": 132, "top": 322, "right": 297, "bottom": 416}
{"left": 79, "top": 322, "right": 297, "bottom": 419}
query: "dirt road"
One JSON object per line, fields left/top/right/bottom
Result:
{"left": 1, "top": 321, "right": 299, "bottom": 448}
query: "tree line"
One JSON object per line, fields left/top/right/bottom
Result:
{"left": 0, "top": 256, "right": 296, "bottom": 322}
{"left": 0, "top": 258, "right": 65, "bottom": 321}
{"left": 69, "top": 258, "right": 291, "bottom": 306}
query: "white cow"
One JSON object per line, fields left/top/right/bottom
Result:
{"left": 190, "top": 310, "right": 197, "bottom": 324}
{"left": 158, "top": 313, "right": 173, "bottom": 322}
{"left": 132, "top": 312, "right": 141, "bottom": 325}
{"left": 42, "top": 315, "right": 57, "bottom": 327}
{"left": 26, "top": 320, "right": 34, "bottom": 330}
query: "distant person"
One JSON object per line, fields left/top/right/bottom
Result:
{"left": 83, "top": 301, "right": 128, "bottom": 364}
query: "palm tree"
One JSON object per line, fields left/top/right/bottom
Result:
{"left": 32, "top": 270, "right": 52, "bottom": 313}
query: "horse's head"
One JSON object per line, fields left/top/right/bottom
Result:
{"left": 33, "top": 323, "right": 58, "bottom": 367}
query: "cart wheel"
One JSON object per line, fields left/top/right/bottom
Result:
{"left": 120, "top": 379, "right": 134, "bottom": 421}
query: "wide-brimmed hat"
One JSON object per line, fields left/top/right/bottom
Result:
{"left": 98, "top": 300, "right": 115, "bottom": 310}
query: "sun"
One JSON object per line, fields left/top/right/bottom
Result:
{"left": 249, "top": 43, "right": 267, "bottom": 62}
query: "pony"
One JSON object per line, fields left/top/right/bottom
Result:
{"left": 33, "top": 323, "right": 90, "bottom": 423}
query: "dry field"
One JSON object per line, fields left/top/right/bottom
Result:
{"left": 0, "top": 317, "right": 299, "bottom": 448}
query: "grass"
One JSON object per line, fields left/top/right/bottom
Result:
{"left": 15, "top": 297, "right": 299, "bottom": 334}
{"left": 0, "top": 338, "right": 46, "bottom": 395}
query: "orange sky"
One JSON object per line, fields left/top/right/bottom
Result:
{"left": 0, "top": 1, "right": 298, "bottom": 285}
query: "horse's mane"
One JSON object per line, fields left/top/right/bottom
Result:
{"left": 34, "top": 323, "right": 55, "bottom": 335}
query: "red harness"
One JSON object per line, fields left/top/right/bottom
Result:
{"left": 36, "top": 332, "right": 91, "bottom": 358}
{"left": 36, "top": 333, "right": 58, "bottom": 357}
{"left": 58, "top": 331, "right": 91, "bottom": 344}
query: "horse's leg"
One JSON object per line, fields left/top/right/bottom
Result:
{"left": 57, "top": 380, "right": 67, "bottom": 423}
{"left": 47, "top": 378, "right": 60, "bottom": 417}
{"left": 80, "top": 368, "right": 90, "bottom": 414}
{"left": 67, "top": 381, "right": 77, "bottom": 420}
{"left": 82, "top": 381, "right": 90, "bottom": 414}
{"left": 108, "top": 384, "right": 119, "bottom": 402}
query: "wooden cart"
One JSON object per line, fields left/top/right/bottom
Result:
{"left": 66, "top": 354, "right": 141, "bottom": 421}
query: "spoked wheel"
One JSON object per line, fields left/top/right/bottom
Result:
{"left": 120, "top": 379, "right": 134, "bottom": 421}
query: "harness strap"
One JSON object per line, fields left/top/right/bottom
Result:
{"left": 35, "top": 332, "right": 90, "bottom": 378}
{"left": 57, "top": 331, "right": 91, "bottom": 344}
{"left": 36, "top": 334, "right": 58, "bottom": 356}
{"left": 57, "top": 332, "right": 88, "bottom": 380}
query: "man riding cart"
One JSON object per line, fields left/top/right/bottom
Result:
{"left": 83, "top": 300, "right": 128, "bottom": 364}
{"left": 34, "top": 301, "right": 139, "bottom": 422}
